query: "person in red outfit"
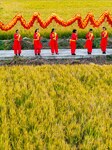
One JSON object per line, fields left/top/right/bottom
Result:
{"left": 49, "top": 28, "right": 58, "bottom": 55}
{"left": 34, "top": 28, "right": 42, "bottom": 55}
{"left": 100, "top": 27, "right": 108, "bottom": 54}
{"left": 85, "top": 29, "right": 94, "bottom": 54}
{"left": 70, "top": 29, "right": 78, "bottom": 55}
{"left": 13, "top": 30, "right": 22, "bottom": 56}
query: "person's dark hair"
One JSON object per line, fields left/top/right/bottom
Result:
{"left": 16, "top": 29, "right": 18, "bottom": 33}
{"left": 51, "top": 28, "right": 55, "bottom": 33}
{"left": 89, "top": 29, "right": 93, "bottom": 32}
{"left": 103, "top": 27, "right": 106, "bottom": 30}
{"left": 73, "top": 29, "right": 77, "bottom": 33}
{"left": 35, "top": 28, "right": 39, "bottom": 33}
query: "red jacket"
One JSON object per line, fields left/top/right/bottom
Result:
{"left": 101, "top": 31, "right": 108, "bottom": 39}
{"left": 49, "top": 32, "right": 58, "bottom": 47}
{"left": 34, "top": 32, "right": 41, "bottom": 40}
{"left": 14, "top": 33, "right": 22, "bottom": 41}
{"left": 34, "top": 32, "right": 42, "bottom": 49}
{"left": 50, "top": 32, "right": 58, "bottom": 41}
{"left": 70, "top": 33, "right": 78, "bottom": 43}
{"left": 86, "top": 32, "right": 94, "bottom": 41}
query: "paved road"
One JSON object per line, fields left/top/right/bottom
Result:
{"left": 0, "top": 49, "right": 111, "bottom": 60}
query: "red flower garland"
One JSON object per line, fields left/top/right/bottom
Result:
{"left": 0, "top": 11, "right": 112, "bottom": 31}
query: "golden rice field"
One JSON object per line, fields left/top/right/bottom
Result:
{"left": 1, "top": 0, "right": 112, "bottom": 38}
{"left": 0, "top": 65, "right": 112, "bottom": 149}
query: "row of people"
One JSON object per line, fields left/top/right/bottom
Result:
{"left": 13, "top": 27, "right": 108, "bottom": 56}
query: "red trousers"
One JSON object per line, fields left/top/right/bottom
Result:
{"left": 70, "top": 41, "right": 76, "bottom": 54}
{"left": 13, "top": 40, "right": 21, "bottom": 54}
{"left": 49, "top": 40, "right": 58, "bottom": 54}
{"left": 34, "top": 49, "right": 41, "bottom": 54}
{"left": 34, "top": 40, "right": 42, "bottom": 54}
{"left": 100, "top": 39, "right": 107, "bottom": 52}
{"left": 85, "top": 40, "right": 93, "bottom": 53}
